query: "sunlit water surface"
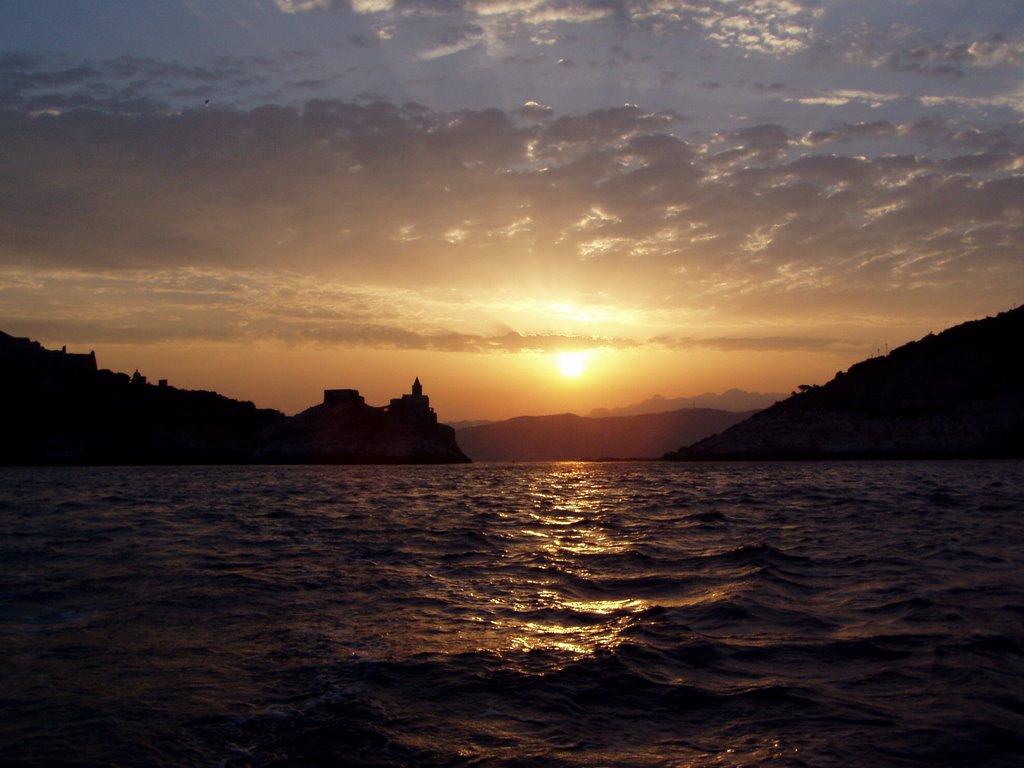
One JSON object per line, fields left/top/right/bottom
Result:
{"left": 1, "top": 462, "right": 1022, "bottom": 767}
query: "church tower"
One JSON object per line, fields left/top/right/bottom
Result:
{"left": 390, "top": 376, "right": 435, "bottom": 422}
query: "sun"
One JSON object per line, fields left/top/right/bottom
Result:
{"left": 556, "top": 351, "right": 588, "bottom": 378}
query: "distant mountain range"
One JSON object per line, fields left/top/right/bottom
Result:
{"left": 446, "top": 389, "right": 783, "bottom": 433}
{"left": 668, "top": 306, "right": 1024, "bottom": 460}
{"left": 589, "top": 389, "right": 785, "bottom": 417}
{"left": 454, "top": 409, "right": 757, "bottom": 462}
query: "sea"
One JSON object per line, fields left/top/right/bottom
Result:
{"left": 1, "top": 461, "right": 1022, "bottom": 768}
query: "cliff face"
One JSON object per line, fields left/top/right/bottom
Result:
{"left": 668, "top": 307, "right": 1024, "bottom": 460}
{"left": 455, "top": 408, "right": 757, "bottom": 461}
{"left": 0, "top": 332, "right": 469, "bottom": 465}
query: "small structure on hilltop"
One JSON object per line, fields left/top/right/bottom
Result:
{"left": 1, "top": 330, "right": 466, "bottom": 464}
{"left": 323, "top": 388, "right": 366, "bottom": 408}
{"left": 261, "top": 376, "right": 466, "bottom": 463}
{"left": 322, "top": 378, "right": 437, "bottom": 422}
{"left": 0, "top": 330, "right": 282, "bottom": 464}
{"left": 0, "top": 331, "right": 97, "bottom": 380}
{"left": 388, "top": 377, "right": 436, "bottom": 423}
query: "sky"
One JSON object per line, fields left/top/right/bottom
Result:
{"left": 1, "top": 0, "right": 1022, "bottom": 420}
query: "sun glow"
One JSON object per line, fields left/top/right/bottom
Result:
{"left": 556, "top": 351, "right": 589, "bottom": 378}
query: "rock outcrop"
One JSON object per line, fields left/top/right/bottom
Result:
{"left": 667, "top": 307, "right": 1024, "bottom": 460}
{"left": 255, "top": 386, "right": 469, "bottom": 464}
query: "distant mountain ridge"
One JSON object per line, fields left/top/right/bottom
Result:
{"left": 589, "top": 389, "right": 785, "bottom": 417}
{"left": 455, "top": 408, "right": 757, "bottom": 462}
{"left": 668, "top": 307, "right": 1024, "bottom": 460}
{"left": 447, "top": 389, "right": 783, "bottom": 432}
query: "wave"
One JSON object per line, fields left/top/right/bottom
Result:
{"left": 3, "top": 462, "right": 1024, "bottom": 768}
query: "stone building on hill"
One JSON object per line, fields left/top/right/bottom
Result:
{"left": 388, "top": 377, "right": 436, "bottom": 422}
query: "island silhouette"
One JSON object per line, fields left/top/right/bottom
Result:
{"left": 255, "top": 378, "right": 468, "bottom": 464}
{"left": 0, "top": 331, "right": 467, "bottom": 464}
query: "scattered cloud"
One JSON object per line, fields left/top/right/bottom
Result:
{"left": 840, "top": 27, "right": 1024, "bottom": 78}
{"left": 275, "top": 0, "right": 334, "bottom": 12}
{"left": 2, "top": 0, "right": 1023, "bottom": 373}
{"left": 2, "top": 266, "right": 867, "bottom": 356}
{"left": 1, "top": 96, "right": 1020, "bottom": 350}
{"left": 653, "top": 335, "right": 861, "bottom": 354}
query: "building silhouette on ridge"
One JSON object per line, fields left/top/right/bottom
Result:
{"left": 323, "top": 377, "right": 436, "bottom": 423}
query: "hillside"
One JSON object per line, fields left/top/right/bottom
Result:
{"left": 0, "top": 331, "right": 283, "bottom": 464}
{"left": 455, "top": 408, "right": 757, "bottom": 462}
{"left": 0, "top": 332, "right": 467, "bottom": 465}
{"left": 667, "top": 307, "right": 1024, "bottom": 460}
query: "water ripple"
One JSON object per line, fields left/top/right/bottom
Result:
{"left": 1, "top": 461, "right": 1022, "bottom": 767}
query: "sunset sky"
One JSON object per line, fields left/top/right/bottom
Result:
{"left": 1, "top": 1, "right": 1022, "bottom": 420}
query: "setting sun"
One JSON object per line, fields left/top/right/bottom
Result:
{"left": 556, "top": 352, "right": 589, "bottom": 378}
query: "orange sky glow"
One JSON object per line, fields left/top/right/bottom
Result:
{"left": 1, "top": 2, "right": 1021, "bottom": 420}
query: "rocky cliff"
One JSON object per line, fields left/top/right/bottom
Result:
{"left": 667, "top": 307, "right": 1024, "bottom": 460}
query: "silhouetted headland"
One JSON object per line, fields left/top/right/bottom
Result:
{"left": 666, "top": 306, "right": 1024, "bottom": 460}
{"left": 254, "top": 379, "right": 468, "bottom": 464}
{"left": 0, "top": 332, "right": 468, "bottom": 464}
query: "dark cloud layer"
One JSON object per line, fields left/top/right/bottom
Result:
{"left": 1, "top": 93, "right": 1020, "bottom": 349}
{"left": 1, "top": 0, "right": 1022, "bottom": 361}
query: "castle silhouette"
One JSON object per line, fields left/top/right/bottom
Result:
{"left": 323, "top": 377, "right": 437, "bottom": 423}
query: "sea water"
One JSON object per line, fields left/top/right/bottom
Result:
{"left": 1, "top": 462, "right": 1022, "bottom": 767}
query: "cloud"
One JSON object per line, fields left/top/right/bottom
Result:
{"left": 652, "top": 335, "right": 861, "bottom": 353}
{"left": 968, "top": 36, "right": 1024, "bottom": 67}
{"left": 0, "top": 52, "right": 315, "bottom": 115}
{"left": 821, "top": 7, "right": 1024, "bottom": 79}
{"left": 275, "top": 0, "right": 335, "bottom": 12}
{"left": 416, "top": 22, "right": 487, "bottom": 60}
{"left": 0, "top": 265, "right": 648, "bottom": 352}
{"left": 516, "top": 100, "right": 554, "bottom": 118}
{"left": 352, "top": 0, "right": 395, "bottom": 12}
{"left": 1, "top": 94, "right": 1021, "bottom": 350}
{"left": 266, "top": 0, "right": 823, "bottom": 57}
{"left": 1, "top": 264, "right": 869, "bottom": 357}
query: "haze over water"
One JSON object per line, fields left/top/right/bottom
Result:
{"left": 2, "top": 461, "right": 1022, "bottom": 766}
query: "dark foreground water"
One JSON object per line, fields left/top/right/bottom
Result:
{"left": 1, "top": 462, "right": 1022, "bottom": 768}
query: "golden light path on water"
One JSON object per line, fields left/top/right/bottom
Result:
{"left": 418, "top": 463, "right": 798, "bottom": 766}
{"left": 15, "top": 462, "right": 1020, "bottom": 766}
{"left": 484, "top": 464, "right": 650, "bottom": 659}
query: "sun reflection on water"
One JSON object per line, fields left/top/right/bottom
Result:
{"left": 496, "top": 594, "right": 648, "bottom": 656}
{"left": 480, "top": 465, "right": 650, "bottom": 659}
